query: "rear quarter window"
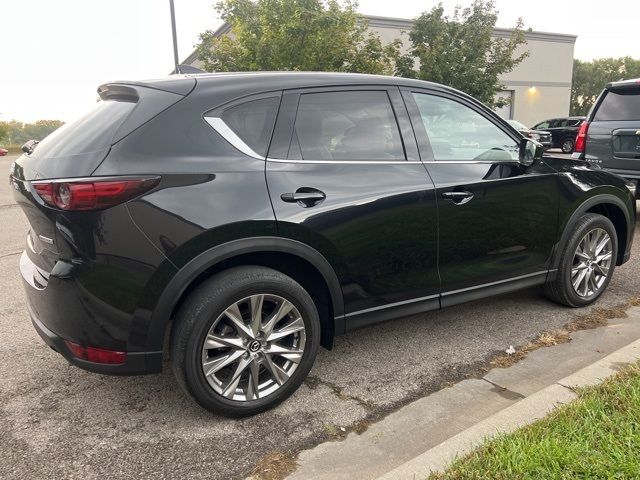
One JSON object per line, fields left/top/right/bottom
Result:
{"left": 594, "top": 90, "right": 640, "bottom": 121}
{"left": 219, "top": 96, "right": 280, "bottom": 157}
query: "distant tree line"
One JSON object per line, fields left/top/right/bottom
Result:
{"left": 0, "top": 120, "right": 64, "bottom": 147}
{"left": 571, "top": 57, "right": 640, "bottom": 116}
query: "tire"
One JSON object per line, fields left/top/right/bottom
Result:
{"left": 561, "top": 137, "right": 575, "bottom": 154}
{"left": 544, "top": 213, "right": 617, "bottom": 307}
{"left": 170, "top": 266, "right": 320, "bottom": 417}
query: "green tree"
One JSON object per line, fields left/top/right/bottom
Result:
{"left": 396, "top": 0, "right": 528, "bottom": 108}
{"left": 195, "top": 0, "right": 398, "bottom": 74}
{"left": 0, "top": 122, "right": 9, "bottom": 144}
{"left": 0, "top": 119, "right": 64, "bottom": 146}
{"left": 571, "top": 57, "right": 640, "bottom": 116}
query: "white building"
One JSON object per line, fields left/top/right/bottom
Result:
{"left": 183, "top": 14, "right": 576, "bottom": 127}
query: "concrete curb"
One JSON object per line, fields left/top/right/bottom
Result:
{"left": 376, "top": 338, "right": 640, "bottom": 480}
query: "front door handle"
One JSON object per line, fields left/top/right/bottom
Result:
{"left": 441, "top": 191, "right": 474, "bottom": 205}
{"left": 281, "top": 188, "right": 326, "bottom": 207}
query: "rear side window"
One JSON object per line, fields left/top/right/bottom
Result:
{"left": 30, "top": 100, "right": 135, "bottom": 159}
{"left": 594, "top": 90, "right": 640, "bottom": 121}
{"left": 289, "top": 91, "right": 405, "bottom": 161}
{"left": 220, "top": 97, "right": 280, "bottom": 157}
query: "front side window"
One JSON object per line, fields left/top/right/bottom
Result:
{"left": 594, "top": 90, "right": 640, "bottom": 121}
{"left": 219, "top": 96, "right": 280, "bottom": 157}
{"left": 412, "top": 93, "right": 519, "bottom": 161}
{"left": 534, "top": 120, "right": 550, "bottom": 129}
{"left": 290, "top": 91, "right": 405, "bottom": 161}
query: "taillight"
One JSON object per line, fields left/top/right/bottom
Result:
{"left": 65, "top": 340, "right": 127, "bottom": 364}
{"left": 30, "top": 177, "right": 160, "bottom": 211}
{"left": 574, "top": 121, "right": 590, "bottom": 153}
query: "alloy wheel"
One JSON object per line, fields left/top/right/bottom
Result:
{"left": 571, "top": 228, "right": 613, "bottom": 297}
{"left": 562, "top": 139, "right": 574, "bottom": 153}
{"left": 201, "top": 294, "right": 306, "bottom": 401}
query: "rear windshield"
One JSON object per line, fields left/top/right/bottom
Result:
{"left": 594, "top": 90, "right": 640, "bottom": 121}
{"left": 30, "top": 100, "right": 135, "bottom": 159}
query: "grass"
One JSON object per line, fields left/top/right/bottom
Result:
{"left": 430, "top": 360, "right": 640, "bottom": 479}
{"left": 251, "top": 452, "right": 297, "bottom": 480}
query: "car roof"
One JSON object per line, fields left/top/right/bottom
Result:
{"left": 607, "top": 78, "right": 640, "bottom": 91}
{"left": 105, "top": 71, "right": 463, "bottom": 97}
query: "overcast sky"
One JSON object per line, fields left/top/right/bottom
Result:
{"left": 2, "top": 0, "right": 639, "bottom": 123}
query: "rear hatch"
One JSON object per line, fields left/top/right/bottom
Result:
{"left": 10, "top": 78, "right": 195, "bottom": 272}
{"left": 585, "top": 80, "right": 640, "bottom": 174}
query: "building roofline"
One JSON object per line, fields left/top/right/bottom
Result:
{"left": 365, "top": 14, "right": 577, "bottom": 43}
{"left": 182, "top": 13, "right": 577, "bottom": 65}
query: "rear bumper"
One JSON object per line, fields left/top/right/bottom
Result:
{"left": 21, "top": 251, "right": 162, "bottom": 375}
{"left": 29, "top": 302, "right": 162, "bottom": 375}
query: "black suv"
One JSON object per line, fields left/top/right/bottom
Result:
{"left": 11, "top": 73, "right": 635, "bottom": 417}
{"left": 532, "top": 116, "right": 586, "bottom": 153}
{"left": 572, "top": 79, "right": 640, "bottom": 192}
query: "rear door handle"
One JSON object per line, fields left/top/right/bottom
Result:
{"left": 281, "top": 189, "right": 326, "bottom": 207}
{"left": 441, "top": 191, "right": 474, "bottom": 205}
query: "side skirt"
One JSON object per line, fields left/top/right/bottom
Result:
{"left": 342, "top": 270, "right": 551, "bottom": 332}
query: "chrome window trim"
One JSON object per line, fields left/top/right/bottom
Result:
{"left": 266, "top": 158, "right": 520, "bottom": 165}
{"left": 205, "top": 117, "right": 265, "bottom": 160}
{"left": 266, "top": 158, "right": 421, "bottom": 164}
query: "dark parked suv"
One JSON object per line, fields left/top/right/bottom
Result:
{"left": 532, "top": 116, "right": 586, "bottom": 153}
{"left": 572, "top": 79, "right": 640, "bottom": 193}
{"left": 11, "top": 73, "right": 635, "bottom": 417}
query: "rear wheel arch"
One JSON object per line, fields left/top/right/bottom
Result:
{"left": 552, "top": 195, "right": 630, "bottom": 270}
{"left": 148, "top": 237, "right": 344, "bottom": 354}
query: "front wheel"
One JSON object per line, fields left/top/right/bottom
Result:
{"left": 170, "top": 266, "right": 320, "bottom": 417}
{"left": 544, "top": 213, "right": 617, "bottom": 307}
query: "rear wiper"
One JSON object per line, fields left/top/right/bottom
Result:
{"left": 21, "top": 139, "right": 40, "bottom": 155}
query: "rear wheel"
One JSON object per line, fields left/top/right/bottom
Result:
{"left": 170, "top": 266, "right": 320, "bottom": 417}
{"left": 544, "top": 213, "right": 617, "bottom": 307}
{"left": 561, "top": 137, "right": 575, "bottom": 153}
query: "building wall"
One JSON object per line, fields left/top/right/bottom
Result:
{"left": 185, "top": 15, "right": 576, "bottom": 128}
{"left": 366, "top": 16, "right": 576, "bottom": 127}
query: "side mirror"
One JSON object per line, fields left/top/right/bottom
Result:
{"left": 519, "top": 138, "right": 543, "bottom": 166}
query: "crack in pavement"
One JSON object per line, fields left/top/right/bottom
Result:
{"left": 0, "top": 250, "right": 22, "bottom": 259}
{"left": 305, "top": 376, "right": 376, "bottom": 411}
{"left": 0, "top": 204, "right": 18, "bottom": 210}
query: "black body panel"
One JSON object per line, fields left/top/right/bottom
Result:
{"left": 10, "top": 72, "right": 635, "bottom": 375}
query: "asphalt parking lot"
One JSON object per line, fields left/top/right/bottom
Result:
{"left": 1, "top": 153, "right": 638, "bottom": 479}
